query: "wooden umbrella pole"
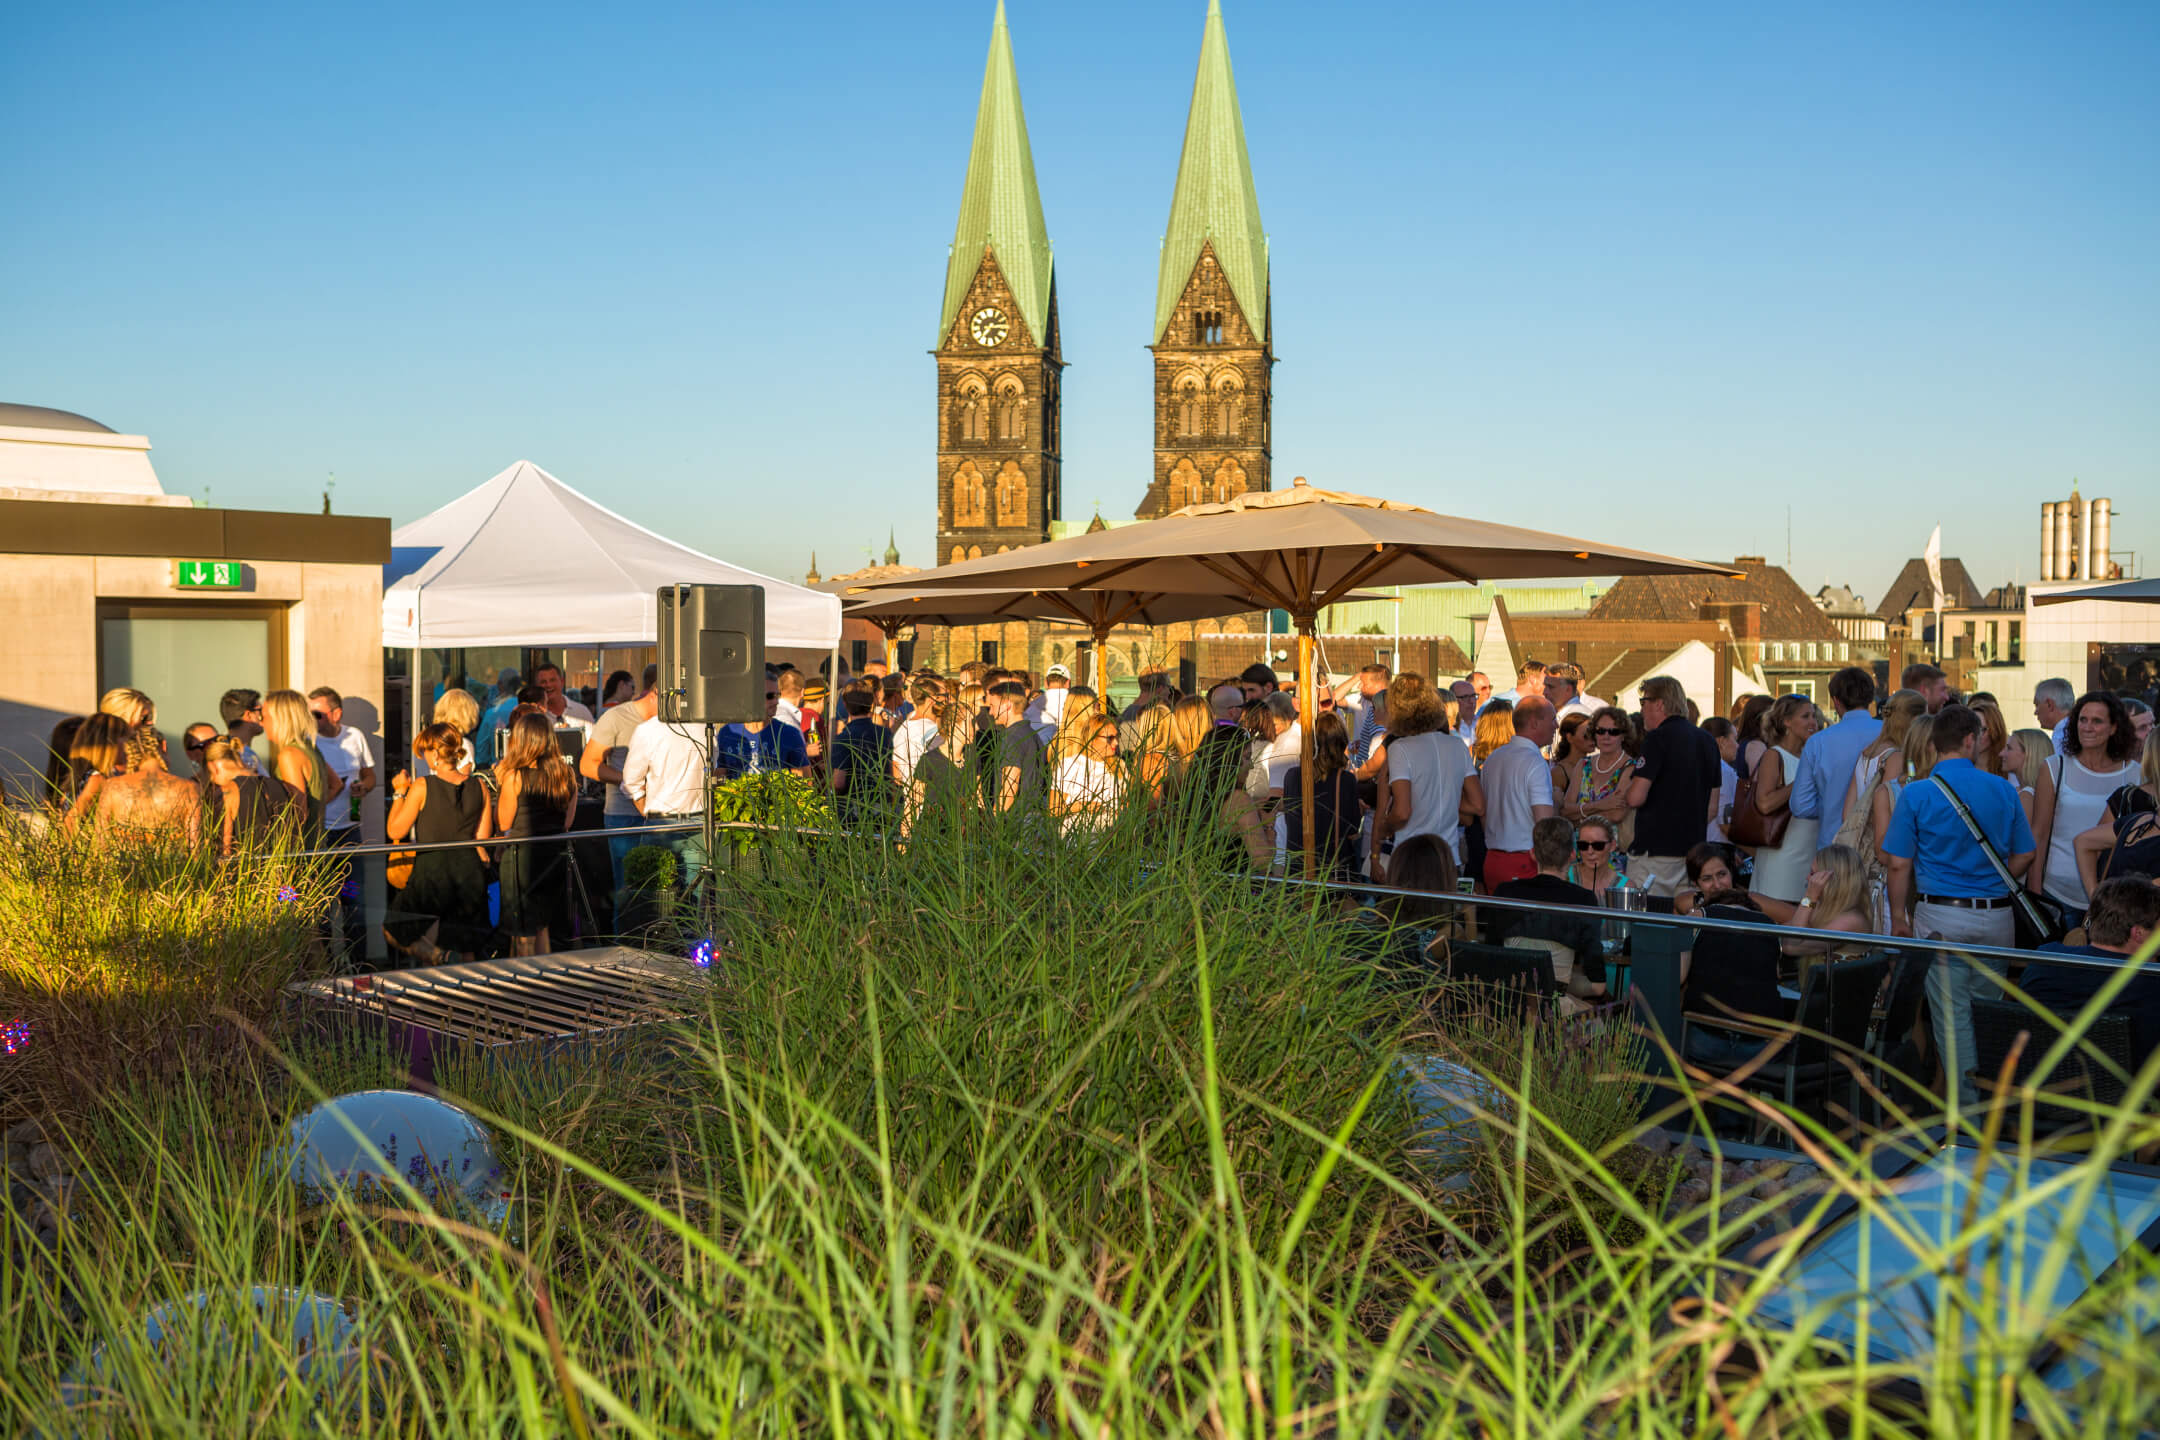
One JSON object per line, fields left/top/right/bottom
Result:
{"left": 1297, "top": 617, "right": 1317, "bottom": 880}
{"left": 1091, "top": 626, "right": 1111, "bottom": 689}
{"left": 881, "top": 621, "right": 900, "bottom": 673}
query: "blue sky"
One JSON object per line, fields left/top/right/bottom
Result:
{"left": 5, "top": 1, "right": 2155, "bottom": 603}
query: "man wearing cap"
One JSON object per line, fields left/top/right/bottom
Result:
{"left": 1042, "top": 662, "right": 1074, "bottom": 725}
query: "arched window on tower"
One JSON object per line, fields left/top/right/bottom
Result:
{"left": 952, "top": 461, "right": 987, "bottom": 527}
{"left": 1215, "top": 373, "right": 1244, "bottom": 439}
{"left": 950, "top": 545, "right": 966, "bottom": 565}
{"left": 994, "top": 377, "right": 1025, "bottom": 441}
{"left": 1210, "top": 457, "right": 1246, "bottom": 504}
{"left": 1167, "top": 457, "right": 1201, "bottom": 511}
{"left": 1175, "top": 376, "right": 1202, "bottom": 438}
{"left": 954, "top": 377, "right": 988, "bottom": 443}
{"left": 1191, "top": 310, "right": 1224, "bottom": 346}
{"left": 994, "top": 460, "right": 1026, "bottom": 528}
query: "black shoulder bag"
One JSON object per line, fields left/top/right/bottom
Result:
{"left": 1929, "top": 775, "right": 2068, "bottom": 948}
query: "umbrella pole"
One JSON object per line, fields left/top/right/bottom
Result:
{"left": 1092, "top": 625, "right": 1111, "bottom": 690}
{"left": 1297, "top": 617, "right": 1317, "bottom": 880}
{"left": 881, "top": 621, "right": 900, "bottom": 673}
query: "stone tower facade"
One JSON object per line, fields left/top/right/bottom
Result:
{"left": 934, "top": 0, "right": 1062, "bottom": 570}
{"left": 1137, "top": 0, "right": 1272, "bottom": 521}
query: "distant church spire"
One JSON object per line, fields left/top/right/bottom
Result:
{"left": 805, "top": 551, "right": 821, "bottom": 584}
{"left": 1154, "top": 0, "right": 1268, "bottom": 345}
{"left": 938, "top": 0, "right": 1054, "bottom": 348}
{"left": 883, "top": 528, "right": 901, "bottom": 567}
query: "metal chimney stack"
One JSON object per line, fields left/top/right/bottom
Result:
{"left": 2041, "top": 502, "right": 2058, "bottom": 581}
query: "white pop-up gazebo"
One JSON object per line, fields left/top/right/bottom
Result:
{"left": 383, "top": 459, "right": 839, "bottom": 650}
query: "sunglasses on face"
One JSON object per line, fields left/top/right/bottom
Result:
{"left": 1575, "top": 839, "right": 1610, "bottom": 851}
{"left": 764, "top": 692, "right": 778, "bottom": 701}
{"left": 1593, "top": 727, "right": 1624, "bottom": 737}
{"left": 310, "top": 709, "right": 332, "bottom": 721}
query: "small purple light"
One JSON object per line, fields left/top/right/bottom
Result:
{"left": 689, "top": 938, "right": 715, "bottom": 970}
{"left": 0, "top": 1019, "right": 28, "bottom": 1056}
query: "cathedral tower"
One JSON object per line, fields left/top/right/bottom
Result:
{"left": 936, "top": 0, "right": 1063, "bottom": 566}
{"left": 1138, "top": 0, "right": 1272, "bottom": 520}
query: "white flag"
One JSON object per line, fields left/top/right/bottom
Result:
{"left": 1923, "top": 525, "right": 1944, "bottom": 611}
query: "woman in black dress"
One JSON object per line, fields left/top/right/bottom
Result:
{"left": 1282, "top": 710, "right": 1364, "bottom": 884}
{"left": 384, "top": 723, "right": 493, "bottom": 965}
{"left": 494, "top": 711, "right": 578, "bottom": 956}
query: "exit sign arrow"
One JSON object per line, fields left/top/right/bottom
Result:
{"left": 173, "top": 558, "right": 242, "bottom": 590}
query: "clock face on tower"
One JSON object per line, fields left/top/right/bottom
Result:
{"left": 969, "top": 307, "right": 1009, "bottom": 348}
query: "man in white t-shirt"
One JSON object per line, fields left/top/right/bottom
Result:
{"left": 581, "top": 664, "right": 659, "bottom": 905}
{"left": 534, "top": 661, "right": 596, "bottom": 728}
{"left": 1478, "top": 698, "right": 1559, "bottom": 890}
{"left": 308, "top": 686, "right": 375, "bottom": 960}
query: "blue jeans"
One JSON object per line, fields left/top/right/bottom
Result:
{"left": 603, "top": 811, "right": 647, "bottom": 899}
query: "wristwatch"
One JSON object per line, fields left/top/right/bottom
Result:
{"left": 1798, "top": 898, "right": 1815, "bottom": 910}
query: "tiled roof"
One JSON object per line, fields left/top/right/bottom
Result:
{"left": 1874, "top": 557, "right": 1985, "bottom": 620}
{"left": 1155, "top": 0, "right": 1268, "bottom": 343}
{"left": 939, "top": 0, "right": 1054, "bottom": 346}
{"left": 1586, "top": 558, "right": 1842, "bottom": 644}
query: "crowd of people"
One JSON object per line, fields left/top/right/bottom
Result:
{"left": 15, "top": 651, "right": 2159, "bottom": 1090}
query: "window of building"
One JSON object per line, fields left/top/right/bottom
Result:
{"left": 2009, "top": 621, "right": 2021, "bottom": 662}
{"left": 979, "top": 641, "right": 999, "bottom": 666}
{"left": 1193, "top": 310, "right": 1224, "bottom": 345}
{"left": 1176, "top": 379, "right": 1202, "bottom": 437}
{"left": 1786, "top": 679, "right": 1816, "bottom": 702}
{"left": 849, "top": 641, "right": 868, "bottom": 673}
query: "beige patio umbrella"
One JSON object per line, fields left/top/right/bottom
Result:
{"left": 843, "top": 584, "right": 1388, "bottom": 687}
{"left": 850, "top": 478, "right": 1737, "bottom": 873}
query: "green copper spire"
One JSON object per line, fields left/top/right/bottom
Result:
{"left": 939, "top": 0, "right": 1054, "bottom": 347}
{"left": 1154, "top": 0, "right": 1267, "bottom": 344}
{"left": 883, "top": 528, "right": 901, "bottom": 567}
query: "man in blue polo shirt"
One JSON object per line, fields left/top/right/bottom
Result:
{"left": 715, "top": 678, "right": 812, "bottom": 780}
{"left": 1883, "top": 703, "right": 2035, "bottom": 1103}
{"left": 1790, "top": 665, "right": 1880, "bottom": 849}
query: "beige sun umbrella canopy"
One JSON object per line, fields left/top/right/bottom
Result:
{"left": 842, "top": 582, "right": 1389, "bottom": 685}
{"left": 851, "top": 479, "right": 1734, "bottom": 872}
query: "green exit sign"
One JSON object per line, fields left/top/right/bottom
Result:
{"left": 175, "top": 559, "right": 243, "bottom": 590}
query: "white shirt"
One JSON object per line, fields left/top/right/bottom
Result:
{"left": 1387, "top": 730, "right": 1474, "bottom": 862}
{"left": 1053, "top": 754, "right": 1120, "bottom": 830}
{"left": 413, "top": 737, "right": 476, "bottom": 779}
{"left": 1479, "top": 735, "right": 1556, "bottom": 853}
{"left": 1261, "top": 721, "right": 1303, "bottom": 794}
{"left": 314, "top": 725, "right": 372, "bottom": 832}
{"left": 620, "top": 716, "right": 710, "bottom": 816}
{"left": 1554, "top": 695, "right": 1601, "bottom": 725}
{"left": 554, "top": 696, "right": 596, "bottom": 725}
{"left": 775, "top": 697, "right": 805, "bottom": 733}
{"left": 892, "top": 715, "right": 940, "bottom": 784}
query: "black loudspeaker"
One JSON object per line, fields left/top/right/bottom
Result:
{"left": 657, "top": 584, "right": 765, "bottom": 725}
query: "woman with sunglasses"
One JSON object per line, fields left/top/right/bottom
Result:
{"left": 1548, "top": 712, "right": 1592, "bottom": 813}
{"left": 1050, "top": 709, "right": 1122, "bottom": 833}
{"left": 1569, "top": 706, "right": 1640, "bottom": 849}
{"left": 1563, "top": 815, "right": 1631, "bottom": 903}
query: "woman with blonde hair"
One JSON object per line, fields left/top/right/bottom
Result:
{"left": 1969, "top": 697, "right": 2011, "bottom": 776}
{"left": 1744, "top": 694, "right": 1821, "bottom": 904}
{"left": 63, "top": 713, "right": 131, "bottom": 811}
{"left": 1776, "top": 843, "right": 1875, "bottom": 977}
{"left": 421, "top": 687, "right": 481, "bottom": 775}
{"left": 385, "top": 722, "right": 493, "bottom": 965}
{"left": 1470, "top": 698, "right": 1515, "bottom": 767}
{"left": 98, "top": 686, "right": 155, "bottom": 733}
{"left": 1999, "top": 726, "right": 2054, "bottom": 832}
{"left": 1834, "top": 689, "right": 1926, "bottom": 846}
{"left": 65, "top": 725, "right": 201, "bottom": 842}
{"left": 261, "top": 689, "right": 338, "bottom": 840}
{"left": 495, "top": 710, "right": 578, "bottom": 955}
{"left": 202, "top": 736, "right": 301, "bottom": 856}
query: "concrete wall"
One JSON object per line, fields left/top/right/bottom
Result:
{"left": 0, "top": 553, "right": 384, "bottom": 814}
